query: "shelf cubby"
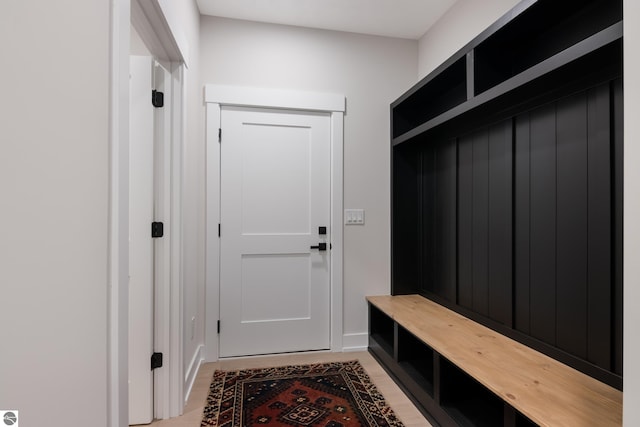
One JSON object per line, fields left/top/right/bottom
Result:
{"left": 514, "top": 412, "right": 538, "bottom": 427}
{"left": 392, "top": 56, "right": 467, "bottom": 138}
{"left": 368, "top": 304, "right": 394, "bottom": 359}
{"left": 440, "top": 357, "right": 504, "bottom": 427}
{"left": 397, "top": 326, "right": 434, "bottom": 397}
{"left": 474, "top": 0, "right": 622, "bottom": 95}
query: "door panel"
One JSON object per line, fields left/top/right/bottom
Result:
{"left": 219, "top": 106, "right": 331, "bottom": 357}
{"left": 240, "top": 124, "right": 311, "bottom": 234}
{"left": 128, "top": 55, "right": 154, "bottom": 425}
{"left": 240, "top": 254, "right": 311, "bottom": 322}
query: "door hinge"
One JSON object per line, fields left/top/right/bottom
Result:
{"left": 152, "top": 221, "right": 164, "bottom": 238}
{"left": 218, "top": 128, "right": 222, "bottom": 143}
{"left": 152, "top": 90, "right": 164, "bottom": 108}
{"left": 217, "top": 320, "right": 221, "bottom": 334}
{"left": 151, "top": 352, "right": 163, "bottom": 370}
{"left": 218, "top": 223, "right": 221, "bottom": 237}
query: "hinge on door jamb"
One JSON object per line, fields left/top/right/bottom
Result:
{"left": 152, "top": 221, "right": 164, "bottom": 238}
{"left": 218, "top": 223, "right": 221, "bottom": 237}
{"left": 218, "top": 128, "right": 222, "bottom": 143}
{"left": 217, "top": 320, "right": 221, "bottom": 334}
{"left": 151, "top": 352, "right": 163, "bottom": 370}
{"left": 152, "top": 90, "right": 164, "bottom": 108}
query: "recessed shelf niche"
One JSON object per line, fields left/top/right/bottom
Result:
{"left": 397, "top": 326, "right": 434, "bottom": 397}
{"left": 392, "top": 56, "right": 467, "bottom": 139}
{"left": 474, "top": 0, "right": 622, "bottom": 94}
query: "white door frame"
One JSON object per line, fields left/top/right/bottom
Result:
{"left": 108, "top": 0, "right": 185, "bottom": 424}
{"left": 204, "top": 85, "right": 345, "bottom": 361}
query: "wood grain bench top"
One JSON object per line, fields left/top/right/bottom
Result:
{"left": 367, "top": 294, "right": 622, "bottom": 427}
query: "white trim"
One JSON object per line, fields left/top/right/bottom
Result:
{"left": 205, "top": 102, "right": 222, "bottom": 362}
{"left": 204, "top": 85, "right": 346, "bottom": 113}
{"left": 149, "top": 59, "right": 186, "bottom": 421}
{"left": 130, "top": 11, "right": 186, "bottom": 421}
{"left": 330, "top": 112, "right": 344, "bottom": 352}
{"left": 204, "top": 85, "right": 345, "bottom": 361}
{"left": 108, "top": 1, "right": 130, "bottom": 426}
{"left": 146, "top": 60, "right": 185, "bottom": 422}
{"left": 168, "top": 62, "right": 185, "bottom": 418}
{"left": 341, "top": 333, "right": 368, "bottom": 352}
{"left": 152, "top": 59, "right": 175, "bottom": 421}
{"left": 184, "top": 345, "right": 205, "bottom": 406}
{"left": 131, "top": 0, "right": 186, "bottom": 65}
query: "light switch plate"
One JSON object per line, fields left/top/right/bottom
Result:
{"left": 345, "top": 209, "right": 365, "bottom": 225}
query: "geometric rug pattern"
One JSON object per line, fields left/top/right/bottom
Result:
{"left": 201, "top": 360, "right": 405, "bottom": 427}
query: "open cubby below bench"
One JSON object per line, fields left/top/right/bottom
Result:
{"left": 367, "top": 294, "right": 622, "bottom": 427}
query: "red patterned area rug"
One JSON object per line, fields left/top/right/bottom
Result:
{"left": 201, "top": 360, "right": 405, "bottom": 427}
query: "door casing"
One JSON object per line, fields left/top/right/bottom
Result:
{"left": 108, "top": 2, "right": 186, "bottom": 424}
{"left": 204, "top": 85, "right": 345, "bottom": 361}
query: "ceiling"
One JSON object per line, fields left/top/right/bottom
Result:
{"left": 196, "top": 0, "right": 458, "bottom": 40}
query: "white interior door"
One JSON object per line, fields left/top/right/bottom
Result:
{"left": 129, "top": 55, "right": 154, "bottom": 425}
{"left": 219, "top": 106, "right": 331, "bottom": 357}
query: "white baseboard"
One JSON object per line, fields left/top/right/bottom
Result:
{"left": 183, "top": 345, "right": 204, "bottom": 405}
{"left": 342, "top": 332, "right": 368, "bottom": 352}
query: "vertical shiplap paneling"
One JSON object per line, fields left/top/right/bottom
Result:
{"left": 556, "top": 92, "right": 588, "bottom": 359}
{"left": 529, "top": 104, "right": 557, "bottom": 345}
{"left": 392, "top": 143, "right": 423, "bottom": 295}
{"left": 422, "top": 143, "right": 436, "bottom": 294}
{"left": 514, "top": 114, "right": 531, "bottom": 334}
{"left": 400, "top": 80, "right": 621, "bottom": 379}
{"left": 488, "top": 120, "right": 513, "bottom": 326}
{"left": 612, "top": 77, "right": 623, "bottom": 376}
{"left": 472, "top": 130, "right": 490, "bottom": 316}
{"left": 435, "top": 139, "right": 458, "bottom": 302}
{"left": 457, "top": 134, "right": 474, "bottom": 309}
{"left": 587, "top": 82, "right": 612, "bottom": 369}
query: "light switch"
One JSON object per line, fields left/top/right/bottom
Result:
{"left": 345, "top": 209, "right": 365, "bottom": 225}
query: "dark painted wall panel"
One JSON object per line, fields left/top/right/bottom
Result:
{"left": 391, "top": 73, "right": 622, "bottom": 385}
{"left": 586, "top": 83, "right": 612, "bottom": 369}
{"left": 514, "top": 115, "right": 531, "bottom": 334}
{"left": 392, "top": 143, "right": 422, "bottom": 295}
{"left": 457, "top": 135, "right": 474, "bottom": 309}
{"left": 556, "top": 92, "right": 588, "bottom": 359}
{"left": 422, "top": 145, "right": 436, "bottom": 294}
{"left": 472, "top": 131, "right": 490, "bottom": 316}
{"left": 529, "top": 104, "right": 557, "bottom": 345}
{"left": 435, "top": 140, "right": 458, "bottom": 302}
{"left": 488, "top": 121, "right": 513, "bottom": 326}
{"left": 612, "top": 78, "right": 623, "bottom": 376}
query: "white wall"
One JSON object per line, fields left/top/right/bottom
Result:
{"left": 624, "top": 1, "right": 640, "bottom": 424}
{"left": 199, "top": 16, "right": 418, "bottom": 345}
{"left": 0, "top": 1, "right": 110, "bottom": 426}
{"left": 417, "top": 0, "right": 519, "bottom": 78}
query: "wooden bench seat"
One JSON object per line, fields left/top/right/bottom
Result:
{"left": 367, "top": 294, "right": 622, "bottom": 427}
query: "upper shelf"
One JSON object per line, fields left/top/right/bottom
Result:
{"left": 391, "top": 0, "right": 623, "bottom": 144}
{"left": 392, "top": 55, "right": 467, "bottom": 139}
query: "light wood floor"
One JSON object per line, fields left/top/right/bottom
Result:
{"left": 147, "top": 351, "right": 432, "bottom": 427}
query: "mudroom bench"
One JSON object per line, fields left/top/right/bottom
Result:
{"left": 367, "top": 294, "right": 622, "bottom": 427}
